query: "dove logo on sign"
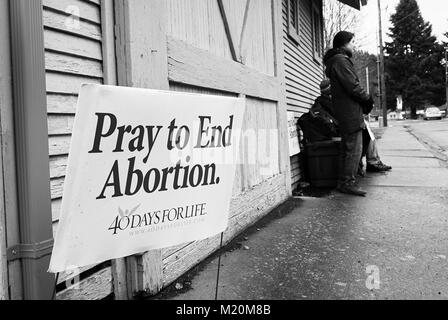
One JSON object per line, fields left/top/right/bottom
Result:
{"left": 118, "top": 204, "right": 141, "bottom": 218}
{"left": 108, "top": 202, "right": 208, "bottom": 235}
{"left": 108, "top": 204, "right": 142, "bottom": 235}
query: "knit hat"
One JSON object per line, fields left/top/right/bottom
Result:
{"left": 333, "top": 31, "right": 354, "bottom": 49}
{"left": 320, "top": 79, "right": 331, "bottom": 95}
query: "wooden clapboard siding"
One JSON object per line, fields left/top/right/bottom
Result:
{"left": 42, "top": 0, "right": 120, "bottom": 300}
{"left": 57, "top": 266, "right": 113, "bottom": 300}
{"left": 43, "top": 9, "right": 102, "bottom": 41}
{"left": 46, "top": 94, "right": 79, "bottom": 114}
{"left": 282, "top": 0, "right": 323, "bottom": 115}
{"left": 49, "top": 135, "right": 72, "bottom": 157}
{"left": 45, "top": 52, "right": 103, "bottom": 78}
{"left": 43, "top": 0, "right": 104, "bottom": 234}
{"left": 282, "top": 0, "right": 324, "bottom": 190}
{"left": 46, "top": 73, "right": 102, "bottom": 95}
{"left": 43, "top": 0, "right": 102, "bottom": 24}
{"left": 44, "top": 29, "right": 103, "bottom": 60}
{"left": 42, "top": 0, "right": 109, "bottom": 299}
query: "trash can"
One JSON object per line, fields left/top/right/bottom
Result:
{"left": 304, "top": 139, "right": 340, "bottom": 188}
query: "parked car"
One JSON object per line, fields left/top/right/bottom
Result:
{"left": 423, "top": 107, "right": 443, "bottom": 120}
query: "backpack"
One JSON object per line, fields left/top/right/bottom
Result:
{"left": 298, "top": 101, "right": 340, "bottom": 143}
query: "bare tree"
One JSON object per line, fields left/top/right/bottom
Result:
{"left": 323, "top": 0, "right": 366, "bottom": 51}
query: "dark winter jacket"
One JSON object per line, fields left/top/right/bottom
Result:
{"left": 323, "top": 48, "right": 373, "bottom": 134}
{"left": 312, "top": 95, "right": 337, "bottom": 121}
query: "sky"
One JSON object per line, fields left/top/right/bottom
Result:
{"left": 355, "top": 0, "right": 448, "bottom": 54}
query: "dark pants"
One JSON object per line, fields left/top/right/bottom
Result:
{"left": 338, "top": 129, "right": 363, "bottom": 187}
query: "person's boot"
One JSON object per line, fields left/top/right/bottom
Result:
{"left": 378, "top": 161, "right": 392, "bottom": 171}
{"left": 367, "top": 162, "right": 392, "bottom": 173}
{"left": 337, "top": 183, "right": 367, "bottom": 197}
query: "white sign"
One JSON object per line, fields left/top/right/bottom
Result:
{"left": 49, "top": 85, "right": 245, "bottom": 273}
{"left": 365, "top": 120, "right": 376, "bottom": 141}
{"left": 287, "top": 112, "right": 301, "bottom": 156}
{"left": 396, "top": 95, "right": 403, "bottom": 111}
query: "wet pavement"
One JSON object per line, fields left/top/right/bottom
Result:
{"left": 155, "top": 120, "right": 448, "bottom": 300}
{"left": 406, "top": 119, "right": 448, "bottom": 162}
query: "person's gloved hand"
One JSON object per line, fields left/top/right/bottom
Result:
{"left": 362, "top": 95, "right": 375, "bottom": 115}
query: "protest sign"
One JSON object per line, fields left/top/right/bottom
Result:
{"left": 287, "top": 112, "right": 301, "bottom": 156}
{"left": 49, "top": 84, "right": 245, "bottom": 273}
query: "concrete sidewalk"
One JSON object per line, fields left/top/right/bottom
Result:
{"left": 155, "top": 123, "right": 448, "bottom": 300}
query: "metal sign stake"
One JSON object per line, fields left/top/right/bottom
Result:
{"left": 214, "top": 232, "right": 224, "bottom": 300}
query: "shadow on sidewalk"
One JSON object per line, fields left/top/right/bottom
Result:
{"left": 150, "top": 198, "right": 305, "bottom": 300}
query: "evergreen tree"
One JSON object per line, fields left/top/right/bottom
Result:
{"left": 385, "top": 0, "right": 445, "bottom": 118}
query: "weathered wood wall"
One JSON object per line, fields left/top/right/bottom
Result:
{"left": 159, "top": 0, "right": 289, "bottom": 289}
{"left": 166, "top": 0, "right": 276, "bottom": 76}
{"left": 282, "top": 0, "right": 324, "bottom": 190}
{"left": 162, "top": 84, "right": 283, "bottom": 287}
{"left": 42, "top": 0, "right": 292, "bottom": 300}
{"left": 43, "top": 0, "right": 104, "bottom": 235}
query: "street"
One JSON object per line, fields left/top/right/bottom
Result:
{"left": 155, "top": 119, "right": 448, "bottom": 300}
{"left": 406, "top": 119, "right": 448, "bottom": 161}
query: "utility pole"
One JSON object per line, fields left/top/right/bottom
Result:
{"left": 376, "top": 56, "right": 381, "bottom": 117}
{"left": 365, "top": 66, "right": 372, "bottom": 121}
{"left": 376, "top": 28, "right": 381, "bottom": 119}
{"left": 445, "top": 46, "right": 448, "bottom": 112}
{"left": 366, "top": 67, "right": 370, "bottom": 94}
{"left": 377, "top": 0, "right": 388, "bottom": 127}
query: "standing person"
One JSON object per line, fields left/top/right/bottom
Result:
{"left": 311, "top": 80, "right": 392, "bottom": 177}
{"left": 323, "top": 31, "right": 374, "bottom": 197}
